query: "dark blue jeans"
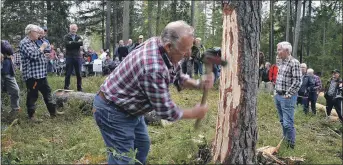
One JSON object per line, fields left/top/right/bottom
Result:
{"left": 93, "top": 94, "right": 150, "bottom": 165}
{"left": 274, "top": 94, "right": 297, "bottom": 145}
{"left": 64, "top": 57, "right": 82, "bottom": 90}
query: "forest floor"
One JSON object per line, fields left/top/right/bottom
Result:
{"left": 1, "top": 75, "right": 342, "bottom": 164}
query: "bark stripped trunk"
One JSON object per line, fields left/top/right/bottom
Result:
{"left": 212, "top": 1, "right": 261, "bottom": 164}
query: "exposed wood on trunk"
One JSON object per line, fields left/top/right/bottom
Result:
{"left": 212, "top": 1, "right": 261, "bottom": 164}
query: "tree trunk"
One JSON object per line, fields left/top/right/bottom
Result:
{"left": 102, "top": 0, "right": 105, "bottom": 49}
{"left": 172, "top": 0, "right": 177, "bottom": 21}
{"left": 269, "top": 0, "right": 274, "bottom": 63}
{"left": 300, "top": 0, "right": 306, "bottom": 63}
{"left": 148, "top": 0, "right": 153, "bottom": 38}
{"left": 112, "top": 1, "right": 117, "bottom": 57}
{"left": 212, "top": 1, "right": 215, "bottom": 35}
{"left": 191, "top": 0, "right": 195, "bottom": 27}
{"left": 306, "top": 0, "right": 311, "bottom": 57}
{"left": 122, "top": 1, "right": 130, "bottom": 42}
{"left": 46, "top": 0, "right": 52, "bottom": 33}
{"left": 286, "top": 0, "right": 291, "bottom": 42}
{"left": 212, "top": 1, "right": 261, "bottom": 164}
{"left": 156, "top": 0, "right": 161, "bottom": 35}
{"left": 105, "top": 0, "right": 111, "bottom": 51}
{"left": 203, "top": 1, "right": 207, "bottom": 45}
{"left": 293, "top": 0, "right": 302, "bottom": 58}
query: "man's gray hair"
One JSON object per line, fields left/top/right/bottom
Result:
{"left": 307, "top": 68, "right": 314, "bottom": 75}
{"left": 277, "top": 41, "right": 292, "bottom": 55}
{"left": 70, "top": 24, "right": 78, "bottom": 28}
{"left": 161, "top": 20, "right": 194, "bottom": 47}
{"left": 25, "top": 24, "right": 40, "bottom": 35}
{"left": 300, "top": 63, "right": 307, "bottom": 68}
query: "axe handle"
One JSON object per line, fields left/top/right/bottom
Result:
{"left": 194, "top": 63, "right": 212, "bottom": 130}
{"left": 194, "top": 89, "right": 208, "bottom": 129}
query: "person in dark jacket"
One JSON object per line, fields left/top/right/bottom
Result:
{"left": 297, "top": 63, "right": 315, "bottom": 114}
{"left": 117, "top": 40, "right": 128, "bottom": 61}
{"left": 324, "top": 69, "right": 343, "bottom": 122}
{"left": 1, "top": 40, "right": 21, "bottom": 122}
{"left": 63, "top": 24, "right": 83, "bottom": 91}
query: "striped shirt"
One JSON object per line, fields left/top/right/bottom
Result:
{"left": 275, "top": 55, "right": 302, "bottom": 96}
{"left": 100, "top": 37, "right": 189, "bottom": 121}
{"left": 20, "top": 37, "right": 47, "bottom": 81}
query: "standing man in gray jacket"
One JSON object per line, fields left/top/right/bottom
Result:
{"left": 64, "top": 24, "right": 83, "bottom": 91}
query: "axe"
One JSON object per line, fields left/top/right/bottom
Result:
{"left": 194, "top": 48, "right": 228, "bottom": 130}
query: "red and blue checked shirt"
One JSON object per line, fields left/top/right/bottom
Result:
{"left": 20, "top": 37, "right": 47, "bottom": 81}
{"left": 100, "top": 37, "right": 189, "bottom": 121}
{"left": 275, "top": 55, "right": 302, "bottom": 96}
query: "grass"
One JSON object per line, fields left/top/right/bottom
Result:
{"left": 1, "top": 75, "right": 342, "bottom": 164}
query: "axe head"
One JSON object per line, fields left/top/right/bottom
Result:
{"left": 201, "top": 47, "right": 228, "bottom": 66}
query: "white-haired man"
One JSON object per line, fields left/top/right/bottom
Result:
{"left": 274, "top": 41, "right": 302, "bottom": 149}
{"left": 93, "top": 20, "right": 214, "bottom": 164}
{"left": 297, "top": 63, "right": 315, "bottom": 114}
{"left": 307, "top": 68, "right": 322, "bottom": 114}
{"left": 20, "top": 24, "right": 62, "bottom": 122}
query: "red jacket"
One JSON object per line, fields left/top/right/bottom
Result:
{"left": 269, "top": 64, "right": 278, "bottom": 83}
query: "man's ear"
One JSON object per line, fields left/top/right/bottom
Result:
{"left": 164, "top": 43, "right": 172, "bottom": 53}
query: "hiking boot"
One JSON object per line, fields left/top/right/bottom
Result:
{"left": 50, "top": 110, "right": 65, "bottom": 118}
{"left": 29, "top": 117, "right": 43, "bottom": 123}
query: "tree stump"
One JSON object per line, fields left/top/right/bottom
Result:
{"left": 212, "top": 1, "right": 261, "bottom": 164}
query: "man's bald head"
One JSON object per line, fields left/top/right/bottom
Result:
{"left": 161, "top": 20, "right": 194, "bottom": 47}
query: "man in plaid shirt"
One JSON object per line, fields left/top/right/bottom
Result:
{"left": 93, "top": 21, "right": 214, "bottom": 164}
{"left": 274, "top": 41, "right": 302, "bottom": 149}
{"left": 20, "top": 24, "right": 63, "bottom": 123}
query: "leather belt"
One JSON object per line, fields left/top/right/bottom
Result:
{"left": 276, "top": 90, "right": 286, "bottom": 95}
{"left": 98, "top": 91, "right": 112, "bottom": 103}
{"left": 97, "top": 91, "right": 134, "bottom": 117}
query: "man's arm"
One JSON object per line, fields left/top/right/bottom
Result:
{"left": 286, "top": 61, "right": 302, "bottom": 97}
{"left": 141, "top": 72, "right": 208, "bottom": 121}
{"left": 20, "top": 42, "right": 45, "bottom": 61}
{"left": 64, "top": 35, "right": 83, "bottom": 49}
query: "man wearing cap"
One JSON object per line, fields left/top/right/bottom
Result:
{"left": 324, "top": 69, "right": 343, "bottom": 122}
